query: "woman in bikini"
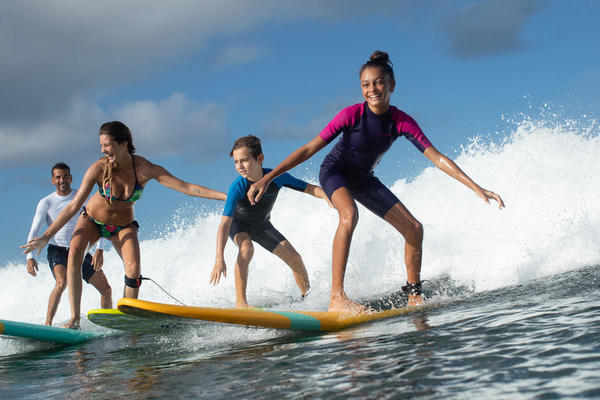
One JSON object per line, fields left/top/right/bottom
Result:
{"left": 247, "top": 51, "right": 504, "bottom": 313}
{"left": 23, "top": 121, "right": 227, "bottom": 328}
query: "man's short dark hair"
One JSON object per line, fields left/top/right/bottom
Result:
{"left": 51, "top": 162, "right": 70, "bottom": 176}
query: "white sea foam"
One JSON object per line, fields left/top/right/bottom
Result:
{"left": 1, "top": 113, "right": 599, "bottom": 331}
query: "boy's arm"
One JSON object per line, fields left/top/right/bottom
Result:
{"left": 304, "top": 184, "right": 333, "bottom": 207}
{"left": 304, "top": 183, "right": 326, "bottom": 199}
{"left": 210, "top": 216, "right": 233, "bottom": 285}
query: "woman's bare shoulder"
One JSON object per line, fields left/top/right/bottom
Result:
{"left": 133, "top": 155, "right": 162, "bottom": 181}
{"left": 87, "top": 158, "right": 106, "bottom": 176}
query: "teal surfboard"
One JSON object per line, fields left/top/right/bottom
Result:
{"left": 0, "top": 318, "right": 99, "bottom": 344}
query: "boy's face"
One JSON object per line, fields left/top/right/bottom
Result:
{"left": 232, "top": 147, "right": 264, "bottom": 180}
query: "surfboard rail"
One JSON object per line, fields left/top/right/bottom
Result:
{"left": 0, "top": 318, "right": 99, "bottom": 344}
{"left": 117, "top": 298, "right": 425, "bottom": 331}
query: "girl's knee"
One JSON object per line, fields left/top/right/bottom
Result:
{"left": 407, "top": 220, "right": 423, "bottom": 246}
{"left": 338, "top": 206, "right": 359, "bottom": 230}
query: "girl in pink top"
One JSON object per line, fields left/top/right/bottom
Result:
{"left": 248, "top": 51, "right": 504, "bottom": 313}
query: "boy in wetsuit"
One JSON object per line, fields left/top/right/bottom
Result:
{"left": 209, "top": 135, "right": 330, "bottom": 308}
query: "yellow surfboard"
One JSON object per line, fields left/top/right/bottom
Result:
{"left": 117, "top": 298, "right": 428, "bottom": 332}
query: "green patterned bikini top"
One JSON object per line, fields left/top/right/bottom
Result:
{"left": 98, "top": 157, "right": 144, "bottom": 203}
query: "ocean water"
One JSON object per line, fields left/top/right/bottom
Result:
{"left": 1, "top": 114, "right": 599, "bottom": 399}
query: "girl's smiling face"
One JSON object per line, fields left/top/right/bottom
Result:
{"left": 360, "top": 66, "right": 395, "bottom": 114}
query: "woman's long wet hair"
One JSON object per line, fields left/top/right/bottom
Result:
{"left": 99, "top": 121, "right": 136, "bottom": 205}
{"left": 359, "top": 50, "right": 395, "bottom": 83}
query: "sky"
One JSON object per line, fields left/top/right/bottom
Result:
{"left": 1, "top": 0, "right": 598, "bottom": 263}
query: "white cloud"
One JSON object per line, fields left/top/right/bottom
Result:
{"left": 211, "top": 44, "right": 268, "bottom": 68}
{"left": 0, "top": 0, "right": 400, "bottom": 119}
{"left": 115, "top": 93, "right": 228, "bottom": 160}
{"left": 0, "top": 0, "right": 416, "bottom": 168}
{"left": 0, "top": 93, "right": 228, "bottom": 168}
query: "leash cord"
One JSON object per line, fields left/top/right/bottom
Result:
{"left": 140, "top": 277, "right": 186, "bottom": 306}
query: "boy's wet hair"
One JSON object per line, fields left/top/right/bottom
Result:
{"left": 230, "top": 135, "right": 263, "bottom": 159}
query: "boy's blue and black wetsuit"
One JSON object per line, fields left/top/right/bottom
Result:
{"left": 223, "top": 168, "right": 307, "bottom": 252}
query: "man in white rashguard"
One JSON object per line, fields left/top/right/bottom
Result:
{"left": 26, "top": 162, "right": 112, "bottom": 326}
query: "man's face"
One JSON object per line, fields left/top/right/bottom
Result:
{"left": 51, "top": 168, "right": 72, "bottom": 195}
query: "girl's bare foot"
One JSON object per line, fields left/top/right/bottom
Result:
{"left": 328, "top": 293, "right": 367, "bottom": 314}
{"left": 407, "top": 294, "right": 423, "bottom": 307}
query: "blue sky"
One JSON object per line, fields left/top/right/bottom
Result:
{"left": 1, "top": 0, "right": 598, "bottom": 262}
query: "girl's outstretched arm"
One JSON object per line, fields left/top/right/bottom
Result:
{"left": 424, "top": 146, "right": 505, "bottom": 209}
{"left": 248, "top": 135, "right": 328, "bottom": 205}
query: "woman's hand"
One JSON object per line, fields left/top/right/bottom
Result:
{"left": 20, "top": 236, "right": 49, "bottom": 257}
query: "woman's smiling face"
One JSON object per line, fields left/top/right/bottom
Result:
{"left": 100, "top": 133, "right": 128, "bottom": 164}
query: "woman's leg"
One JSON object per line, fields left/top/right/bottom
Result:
{"left": 272, "top": 240, "right": 310, "bottom": 295}
{"left": 328, "top": 187, "right": 364, "bottom": 312}
{"left": 112, "top": 225, "right": 141, "bottom": 299}
{"left": 383, "top": 202, "right": 424, "bottom": 306}
{"left": 65, "top": 215, "right": 101, "bottom": 328}
{"left": 233, "top": 233, "right": 253, "bottom": 308}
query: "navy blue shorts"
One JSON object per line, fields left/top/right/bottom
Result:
{"left": 47, "top": 244, "right": 95, "bottom": 283}
{"left": 319, "top": 165, "right": 400, "bottom": 219}
{"left": 229, "top": 220, "right": 286, "bottom": 253}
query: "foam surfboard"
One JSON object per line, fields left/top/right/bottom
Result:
{"left": 0, "top": 318, "right": 99, "bottom": 344}
{"left": 87, "top": 308, "right": 192, "bottom": 333}
{"left": 117, "top": 298, "right": 427, "bottom": 332}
